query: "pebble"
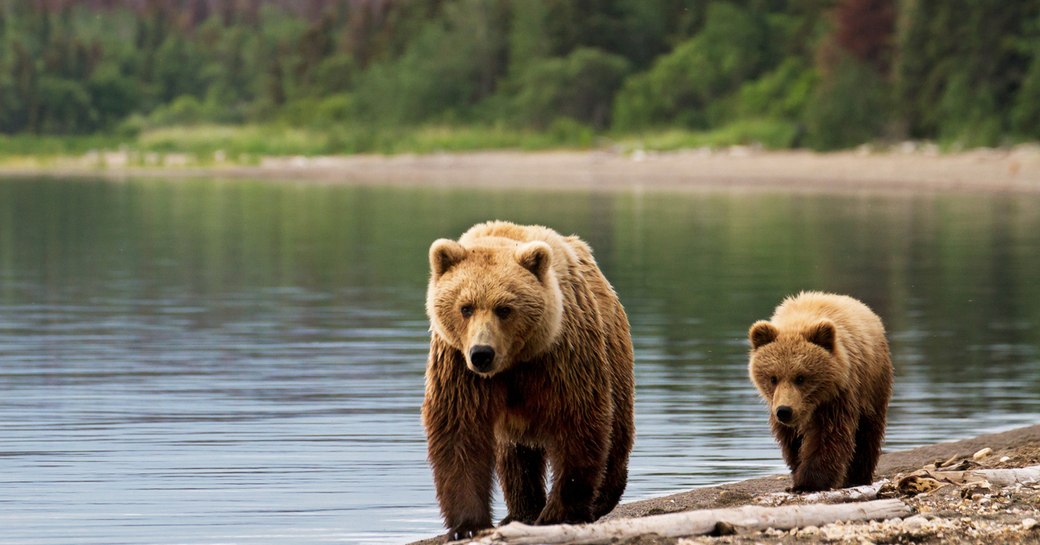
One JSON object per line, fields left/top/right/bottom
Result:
{"left": 973, "top": 447, "right": 993, "bottom": 460}
{"left": 1000, "top": 455, "right": 1011, "bottom": 463}
{"left": 1025, "top": 518, "right": 1038, "bottom": 530}
{"left": 903, "top": 515, "right": 930, "bottom": 530}
{"left": 821, "top": 525, "right": 846, "bottom": 540}
{"left": 796, "top": 525, "right": 819, "bottom": 537}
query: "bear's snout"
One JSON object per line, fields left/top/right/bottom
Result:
{"left": 775, "top": 405, "right": 794, "bottom": 424}
{"left": 468, "top": 345, "right": 496, "bottom": 373}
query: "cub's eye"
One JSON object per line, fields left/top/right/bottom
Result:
{"left": 770, "top": 376, "right": 779, "bottom": 386}
{"left": 494, "top": 306, "right": 512, "bottom": 319}
{"left": 794, "top": 375, "right": 806, "bottom": 386}
{"left": 460, "top": 305, "right": 474, "bottom": 318}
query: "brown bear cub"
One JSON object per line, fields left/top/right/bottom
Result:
{"left": 423, "top": 221, "right": 635, "bottom": 539}
{"left": 748, "top": 291, "right": 893, "bottom": 492}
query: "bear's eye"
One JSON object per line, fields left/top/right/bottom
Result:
{"left": 460, "top": 304, "right": 474, "bottom": 318}
{"left": 494, "top": 306, "right": 512, "bottom": 319}
{"left": 794, "top": 375, "right": 806, "bottom": 386}
{"left": 769, "top": 376, "right": 778, "bottom": 386}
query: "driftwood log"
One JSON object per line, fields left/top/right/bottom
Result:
{"left": 897, "top": 464, "right": 1040, "bottom": 494}
{"left": 757, "top": 481, "right": 886, "bottom": 505}
{"left": 467, "top": 499, "right": 912, "bottom": 544}
{"left": 940, "top": 465, "right": 1040, "bottom": 486}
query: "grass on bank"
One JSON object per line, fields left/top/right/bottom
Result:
{"left": 0, "top": 118, "right": 800, "bottom": 167}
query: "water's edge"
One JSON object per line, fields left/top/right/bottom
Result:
{"left": 406, "top": 423, "right": 1040, "bottom": 545}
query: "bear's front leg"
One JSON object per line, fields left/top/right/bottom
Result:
{"left": 536, "top": 425, "right": 609, "bottom": 525}
{"left": 790, "top": 401, "right": 856, "bottom": 492}
{"left": 423, "top": 382, "right": 496, "bottom": 539}
{"left": 497, "top": 443, "right": 547, "bottom": 525}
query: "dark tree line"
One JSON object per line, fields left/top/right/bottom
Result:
{"left": 1, "top": 0, "right": 1039, "bottom": 149}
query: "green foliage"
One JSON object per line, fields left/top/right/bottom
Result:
{"left": 37, "top": 76, "right": 96, "bottom": 133}
{"left": 616, "top": 118, "right": 799, "bottom": 151}
{"left": 1012, "top": 58, "right": 1040, "bottom": 139}
{"left": 511, "top": 48, "right": 631, "bottom": 129}
{"left": 87, "top": 62, "right": 140, "bottom": 129}
{"left": 802, "top": 55, "right": 893, "bottom": 150}
{"left": 147, "top": 96, "right": 209, "bottom": 127}
{"left": 732, "top": 58, "right": 818, "bottom": 121}
{"left": 278, "top": 94, "right": 354, "bottom": 128}
{"left": 507, "top": 0, "right": 551, "bottom": 77}
{"left": 351, "top": 0, "right": 507, "bottom": 126}
{"left": 611, "top": 2, "right": 772, "bottom": 131}
{"left": 0, "top": 133, "right": 120, "bottom": 158}
{"left": 894, "top": 0, "right": 1040, "bottom": 145}
{"left": 1011, "top": 15, "right": 1040, "bottom": 140}
{"left": 0, "top": 0, "right": 1038, "bottom": 151}
{"left": 935, "top": 72, "right": 1003, "bottom": 148}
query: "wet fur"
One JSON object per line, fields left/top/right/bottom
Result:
{"left": 423, "top": 221, "right": 635, "bottom": 539}
{"left": 748, "top": 291, "right": 893, "bottom": 492}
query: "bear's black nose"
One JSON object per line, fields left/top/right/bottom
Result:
{"left": 469, "top": 345, "right": 496, "bottom": 371}
{"left": 775, "top": 405, "right": 794, "bottom": 424}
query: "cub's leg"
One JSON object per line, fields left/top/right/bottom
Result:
{"left": 772, "top": 419, "right": 803, "bottom": 475}
{"left": 791, "top": 401, "right": 856, "bottom": 492}
{"left": 844, "top": 413, "right": 886, "bottom": 487}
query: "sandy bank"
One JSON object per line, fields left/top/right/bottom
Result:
{"left": 3, "top": 147, "right": 1040, "bottom": 194}
{"left": 409, "top": 424, "right": 1040, "bottom": 545}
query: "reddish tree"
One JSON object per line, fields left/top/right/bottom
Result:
{"left": 832, "top": 0, "right": 896, "bottom": 74}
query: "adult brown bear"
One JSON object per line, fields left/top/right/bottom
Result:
{"left": 423, "top": 221, "right": 635, "bottom": 539}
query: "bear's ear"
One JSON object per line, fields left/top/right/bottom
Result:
{"left": 516, "top": 241, "right": 552, "bottom": 281}
{"left": 429, "top": 239, "right": 466, "bottom": 279}
{"left": 749, "top": 320, "right": 779, "bottom": 349}
{"left": 804, "top": 320, "right": 836, "bottom": 352}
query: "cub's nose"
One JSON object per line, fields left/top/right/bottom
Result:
{"left": 775, "top": 405, "right": 794, "bottom": 424}
{"left": 468, "top": 345, "right": 496, "bottom": 372}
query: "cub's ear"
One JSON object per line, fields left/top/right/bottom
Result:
{"left": 516, "top": 241, "right": 552, "bottom": 281}
{"left": 429, "top": 239, "right": 466, "bottom": 279}
{"left": 749, "top": 320, "right": 779, "bottom": 349}
{"left": 804, "top": 320, "right": 836, "bottom": 352}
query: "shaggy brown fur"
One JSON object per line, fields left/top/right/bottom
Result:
{"left": 748, "top": 291, "right": 893, "bottom": 492}
{"left": 422, "top": 221, "right": 635, "bottom": 540}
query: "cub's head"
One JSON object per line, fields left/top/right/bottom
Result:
{"left": 747, "top": 319, "right": 845, "bottom": 429}
{"left": 426, "top": 237, "right": 563, "bottom": 377}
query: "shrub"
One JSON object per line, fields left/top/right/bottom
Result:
{"left": 802, "top": 55, "right": 892, "bottom": 150}
{"left": 512, "top": 47, "right": 631, "bottom": 129}
{"left": 612, "top": 2, "right": 770, "bottom": 131}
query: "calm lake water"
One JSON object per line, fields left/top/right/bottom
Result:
{"left": 1, "top": 176, "right": 1039, "bottom": 544}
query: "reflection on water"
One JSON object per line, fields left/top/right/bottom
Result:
{"left": 0, "top": 178, "right": 1038, "bottom": 544}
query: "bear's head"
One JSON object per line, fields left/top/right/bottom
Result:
{"left": 747, "top": 319, "right": 847, "bottom": 430}
{"left": 426, "top": 237, "right": 563, "bottom": 377}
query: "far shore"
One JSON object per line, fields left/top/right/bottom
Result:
{"left": 2, "top": 146, "right": 1039, "bottom": 194}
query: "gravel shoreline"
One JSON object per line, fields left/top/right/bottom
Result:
{"left": 3, "top": 147, "right": 1039, "bottom": 194}
{"left": 410, "top": 424, "right": 1040, "bottom": 545}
